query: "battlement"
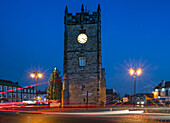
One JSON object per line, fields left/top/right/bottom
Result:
{"left": 64, "top": 4, "right": 101, "bottom": 25}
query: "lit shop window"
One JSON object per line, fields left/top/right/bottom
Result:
{"left": 79, "top": 57, "right": 86, "bottom": 66}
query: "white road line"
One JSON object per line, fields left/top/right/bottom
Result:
{"left": 42, "top": 110, "right": 144, "bottom": 115}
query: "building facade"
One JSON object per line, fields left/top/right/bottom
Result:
{"left": 0, "top": 79, "right": 36, "bottom": 102}
{"left": 130, "top": 93, "right": 153, "bottom": 104}
{"left": 106, "top": 88, "right": 119, "bottom": 104}
{"left": 37, "top": 90, "right": 47, "bottom": 101}
{"left": 62, "top": 4, "right": 106, "bottom": 104}
{"left": 153, "top": 80, "right": 170, "bottom": 102}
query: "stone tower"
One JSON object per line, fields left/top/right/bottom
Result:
{"left": 62, "top": 4, "right": 106, "bottom": 105}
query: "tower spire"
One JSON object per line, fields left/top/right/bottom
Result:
{"left": 97, "top": 4, "right": 101, "bottom": 12}
{"left": 81, "top": 4, "right": 84, "bottom": 29}
{"left": 81, "top": 4, "right": 84, "bottom": 12}
{"left": 65, "top": 6, "right": 68, "bottom": 14}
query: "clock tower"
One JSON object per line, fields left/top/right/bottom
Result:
{"left": 62, "top": 4, "right": 106, "bottom": 105}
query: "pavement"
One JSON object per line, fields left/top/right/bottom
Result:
{"left": 36, "top": 105, "right": 170, "bottom": 113}
{"left": 1, "top": 106, "right": 170, "bottom": 123}
{"left": 1, "top": 108, "right": 170, "bottom": 123}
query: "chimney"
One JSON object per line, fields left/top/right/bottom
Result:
{"left": 161, "top": 80, "right": 165, "bottom": 87}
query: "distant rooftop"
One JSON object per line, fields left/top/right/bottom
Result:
{"left": 154, "top": 81, "right": 170, "bottom": 89}
{"left": 0, "top": 79, "right": 20, "bottom": 87}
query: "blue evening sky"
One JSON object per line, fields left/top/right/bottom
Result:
{"left": 0, "top": 0, "right": 170, "bottom": 96}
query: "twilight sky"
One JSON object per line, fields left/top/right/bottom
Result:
{"left": 0, "top": 0, "right": 170, "bottom": 96}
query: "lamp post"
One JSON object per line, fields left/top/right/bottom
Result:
{"left": 30, "top": 72, "right": 43, "bottom": 99}
{"left": 129, "top": 68, "right": 142, "bottom": 103}
{"left": 86, "top": 91, "right": 88, "bottom": 109}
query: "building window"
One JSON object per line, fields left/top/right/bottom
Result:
{"left": 4, "top": 93, "right": 7, "bottom": 98}
{"left": 158, "top": 91, "right": 161, "bottom": 96}
{"left": 9, "top": 86, "right": 12, "bottom": 90}
{"left": 31, "top": 90, "right": 33, "bottom": 93}
{"left": 18, "top": 89, "right": 21, "bottom": 92}
{"left": 13, "top": 87, "right": 16, "bottom": 92}
{"left": 4, "top": 86, "right": 7, "bottom": 91}
{"left": 9, "top": 93, "right": 12, "bottom": 98}
{"left": 0, "top": 94, "right": 2, "bottom": 98}
{"left": 0, "top": 85, "right": 2, "bottom": 91}
{"left": 18, "top": 93, "right": 21, "bottom": 98}
{"left": 24, "top": 89, "right": 27, "bottom": 93}
{"left": 28, "top": 89, "right": 30, "bottom": 93}
{"left": 79, "top": 57, "right": 86, "bottom": 66}
{"left": 28, "top": 94, "right": 30, "bottom": 99}
{"left": 166, "top": 90, "right": 168, "bottom": 96}
{"left": 9, "top": 99, "right": 12, "bottom": 102}
{"left": 82, "top": 85, "right": 85, "bottom": 91}
{"left": 13, "top": 93, "right": 16, "bottom": 98}
{"left": 24, "top": 94, "right": 27, "bottom": 99}
{"left": 34, "top": 90, "right": 36, "bottom": 93}
{"left": 31, "top": 94, "right": 33, "bottom": 98}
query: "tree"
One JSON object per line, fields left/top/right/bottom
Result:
{"left": 47, "top": 67, "right": 62, "bottom": 101}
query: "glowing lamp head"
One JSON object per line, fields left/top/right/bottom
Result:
{"left": 129, "top": 68, "right": 134, "bottom": 75}
{"left": 38, "top": 73, "right": 43, "bottom": 78}
{"left": 30, "top": 73, "right": 35, "bottom": 78}
{"left": 137, "top": 68, "right": 142, "bottom": 76}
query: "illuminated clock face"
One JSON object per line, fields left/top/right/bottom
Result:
{"left": 77, "top": 33, "right": 88, "bottom": 44}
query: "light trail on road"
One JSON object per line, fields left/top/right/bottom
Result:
{"left": 0, "top": 75, "right": 77, "bottom": 95}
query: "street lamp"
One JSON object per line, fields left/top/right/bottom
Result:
{"left": 129, "top": 68, "right": 142, "bottom": 101}
{"left": 30, "top": 72, "right": 43, "bottom": 99}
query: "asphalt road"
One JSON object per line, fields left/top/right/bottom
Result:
{"left": 0, "top": 112, "right": 170, "bottom": 123}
